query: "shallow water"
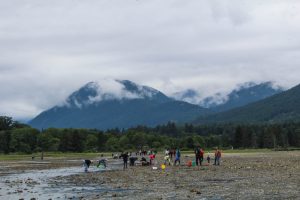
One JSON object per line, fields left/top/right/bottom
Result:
{"left": 0, "top": 159, "right": 124, "bottom": 199}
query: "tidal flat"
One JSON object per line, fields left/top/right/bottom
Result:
{"left": 0, "top": 151, "right": 299, "bottom": 199}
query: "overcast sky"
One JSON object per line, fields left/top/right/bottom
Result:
{"left": 1, "top": 0, "right": 300, "bottom": 120}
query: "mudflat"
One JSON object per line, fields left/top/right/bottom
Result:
{"left": 0, "top": 151, "right": 299, "bottom": 199}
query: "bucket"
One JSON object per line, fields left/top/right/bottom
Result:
{"left": 187, "top": 160, "right": 192, "bottom": 167}
{"left": 192, "top": 160, "right": 196, "bottom": 167}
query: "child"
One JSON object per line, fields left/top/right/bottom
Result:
{"left": 207, "top": 154, "right": 211, "bottom": 164}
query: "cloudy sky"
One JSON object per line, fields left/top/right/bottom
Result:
{"left": 1, "top": 0, "right": 300, "bottom": 120}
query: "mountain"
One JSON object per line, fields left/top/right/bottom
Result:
{"left": 174, "top": 82, "right": 284, "bottom": 112}
{"left": 29, "top": 80, "right": 210, "bottom": 130}
{"left": 204, "top": 82, "right": 284, "bottom": 112}
{"left": 195, "top": 83, "right": 300, "bottom": 124}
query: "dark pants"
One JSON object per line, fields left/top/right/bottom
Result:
{"left": 123, "top": 160, "right": 128, "bottom": 169}
{"left": 200, "top": 156, "right": 204, "bottom": 166}
{"left": 196, "top": 156, "right": 204, "bottom": 166}
{"left": 214, "top": 157, "right": 220, "bottom": 165}
{"left": 129, "top": 157, "right": 137, "bottom": 166}
{"left": 196, "top": 156, "right": 200, "bottom": 166}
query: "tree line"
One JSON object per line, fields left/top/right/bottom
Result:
{"left": 0, "top": 116, "right": 299, "bottom": 154}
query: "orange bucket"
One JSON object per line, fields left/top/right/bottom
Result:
{"left": 187, "top": 160, "right": 192, "bottom": 167}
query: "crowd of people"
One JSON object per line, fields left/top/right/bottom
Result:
{"left": 83, "top": 147, "right": 222, "bottom": 172}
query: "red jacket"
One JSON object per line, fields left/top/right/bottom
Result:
{"left": 200, "top": 149, "right": 204, "bottom": 157}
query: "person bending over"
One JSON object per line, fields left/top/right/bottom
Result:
{"left": 83, "top": 159, "right": 92, "bottom": 172}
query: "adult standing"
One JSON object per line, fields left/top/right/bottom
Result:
{"left": 214, "top": 148, "right": 222, "bottom": 166}
{"left": 168, "top": 149, "right": 173, "bottom": 160}
{"left": 199, "top": 148, "right": 204, "bottom": 166}
{"left": 120, "top": 152, "right": 129, "bottom": 170}
{"left": 195, "top": 146, "right": 201, "bottom": 166}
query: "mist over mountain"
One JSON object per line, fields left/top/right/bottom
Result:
{"left": 173, "top": 82, "right": 284, "bottom": 112}
{"left": 65, "top": 80, "right": 170, "bottom": 108}
{"left": 29, "top": 80, "right": 209, "bottom": 130}
{"left": 195, "top": 83, "right": 300, "bottom": 124}
{"left": 172, "top": 89, "right": 200, "bottom": 105}
{"left": 203, "top": 82, "right": 284, "bottom": 112}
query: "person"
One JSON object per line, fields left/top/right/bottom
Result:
{"left": 195, "top": 146, "right": 201, "bottom": 166}
{"left": 168, "top": 149, "right": 173, "bottom": 160}
{"left": 172, "top": 149, "right": 176, "bottom": 159}
{"left": 141, "top": 157, "right": 150, "bottom": 166}
{"left": 174, "top": 148, "right": 181, "bottom": 166}
{"left": 97, "top": 159, "right": 107, "bottom": 168}
{"left": 164, "top": 155, "right": 171, "bottom": 165}
{"left": 214, "top": 148, "right": 222, "bottom": 166}
{"left": 165, "top": 149, "right": 169, "bottom": 156}
{"left": 216, "top": 149, "right": 221, "bottom": 165}
{"left": 149, "top": 153, "right": 155, "bottom": 165}
{"left": 113, "top": 153, "right": 119, "bottom": 159}
{"left": 207, "top": 154, "right": 211, "bottom": 164}
{"left": 129, "top": 156, "right": 138, "bottom": 166}
{"left": 83, "top": 159, "right": 92, "bottom": 172}
{"left": 120, "top": 152, "right": 129, "bottom": 170}
{"left": 199, "top": 148, "right": 204, "bottom": 166}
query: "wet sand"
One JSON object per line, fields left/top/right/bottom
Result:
{"left": 0, "top": 151, "right": 299, "bottom": 199}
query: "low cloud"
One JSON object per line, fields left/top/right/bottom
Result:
{"left": 65, "top": 79, "right": 160, "bottom": 109}
{"left": 1, "top": 0, "right": 300, "bottom": 120}
{"left": 86, "top": 80, "right": 142, "bottom": 103}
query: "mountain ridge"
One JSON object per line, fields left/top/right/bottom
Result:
{"left": 173, "top": 82, "right": 284, "bottom": 112}
{"left": 195, "top": 83, "right": 300, "bottom": 124}
{"left": 29, "top": 80, "right": 209, "bottom": 130}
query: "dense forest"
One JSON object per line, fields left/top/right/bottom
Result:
{"left": 0, "top": 116, "right": 299, "bottom": 154}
